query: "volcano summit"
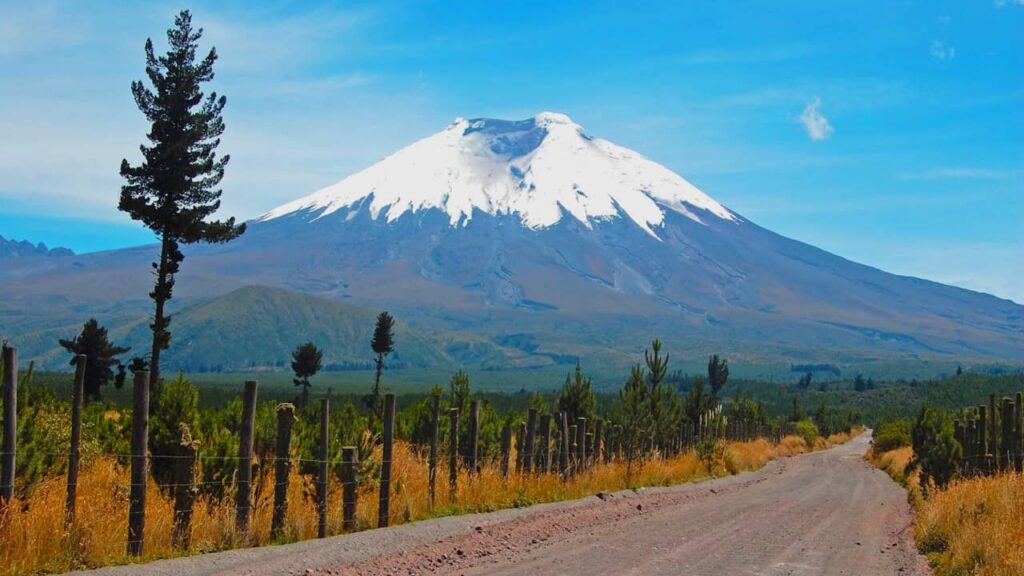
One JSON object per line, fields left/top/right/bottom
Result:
{"left": 261, "top": 112, "right": 736, "bottom": 235}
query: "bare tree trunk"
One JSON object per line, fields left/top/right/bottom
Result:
{"left": 148, "top": 234, "right": 173, "bottom": 403}
{"left": 127, "top": 371, "right": 150, "bottom": 556}
{"left": 378, "top": 394, "right": 395, "bottom": 528}
{"left": 65, "top": 355, "right": 86, "bottom": 525}
{"left": 449, "top": 408, "right": 459, "bottom": 502}
{"left": 316, "top": 399, "right": 329, "bottom": 538}
{"left": 236, "top": 381, "right": 258, "bottom": 535}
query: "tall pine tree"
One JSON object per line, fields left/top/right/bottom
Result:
{"left": 707, "top": 354, "right": 729, "bottom": 401}
{"left": 618, "top": 364, "right": 650, "bottom": 479}
{"left": 683, "top": 376, "right": 712, "bottom": 425}
{"left": 369, "top": 311, "right": 396, "bottom": 410}
{"left": 58, "top": 319, "right": 131, "bottom": 401}
{"left": 291, "top": 342, "right": 323, "bottom": 409}
{"left": 557, "top": 361, "right": 597, "bottom": 423}
{"left": 119, "top": 10, "right": 245, "bottom": 400}
{"left": 645, "top": 340, "right": 677, "bottom": 453}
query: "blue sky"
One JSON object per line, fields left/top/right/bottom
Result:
{"left": 1, "top": 1, "right": 1021, "bottom": 302}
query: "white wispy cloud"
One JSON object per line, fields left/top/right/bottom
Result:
{"left": 797, "top": 98, "right": 833, "bottom": 141}
{"left": 899, "top": 168, "right": 1013, "bottom": 180}
{"left": 0, "top": 3, "right": 442, "bottom": 224}
{"left": 994, "top": 0, "right": 1024, "bottom": 8}
{"left": 930, "top": 40, "right": 956, "bottom": 60}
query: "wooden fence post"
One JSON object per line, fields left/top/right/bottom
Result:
{"left": 575, "top": 417, "right": 587, "bottom": 473}
{"left": 341, "top": 446, "right": 358, "bottom": 531}
{"left": 127, "top": 370, "right": 150, "bottom": 556}
{"left": 1, "top": 346, "right": 16, "bottom": 512}
{"left": 317, "top": 399, "right": 329, "bottom": 539}
{"left": 559, "top": 413, "right": 570, "bottom": 479}
{"left": 539, "top": 414, "right": 552, "bottom": 473}
{"left": 1001, "top": 398, "right": 1013, "bottom": 472}
{"left": 1011, "top": 389, "right": 1019, "bottom": 471}
{"left": 65, "top": 354, "right": 86, "bottom": 525}
{"left": 468, "top": 400, "right": 480, "bottom": 474}
{"left": 585, "top": 424, "right": 594, "bottom": 465}
{"left": 500, "top": 423, "right": 511, "bottom": 478}
{"left": 568, "top": 424, "right": 578, "bottom": 475}
{"left": 590, "top": 428, "right": 597, "bottom": 464}
{"left": 236, "top": 380, "right": 258, "bottom": 535}
{"left": 964, "top": 418, "right": 975, "bottom": 475}
{"left": 978, "top": 404, "right": 989, "bottom": 473}
{"left": 953, "top": 419, "right": 964, "bottom": 471}
{"left": 448, "top": 407, "right": 459, "bottom": 502}
{"left": 989, "top": 394, "right": 998, "bottom": 470}
{"left": 271, "top": 403, "right": 295, "bottom": 540}
{"left": 428, "top": 392, "right": 440, "bottom": 509}
{"left": 172, "top": 424, "right": 198, "bottom": 550}
{"left": 604, "top": 422, "right": 614, "bottom": 464}
{"left": 524, "top": 408, "right": 537, "bottom": 474}
{"left": 552, "top": 414, "right": 561, "bottom": 467}
{"left": 514, "top": 422, "right": 525, "bottom": 474}
{"left": 378, "top": 393, "right": 395, "bottom": 528}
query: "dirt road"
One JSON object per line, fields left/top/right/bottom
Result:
{"left": 80, "top": 433, "right": 930, "bottom": 576}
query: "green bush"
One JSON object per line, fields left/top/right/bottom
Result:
{"left": 794, "top": 419, "right": 819, "bottom": 447}
{"left": 909, "top": 406, "right": 961, "bottom": 491}
{"left": 696, "top": 436, "right": 721, "bottom": 473}
{"left": 872, "top": 419, "right": 911, "bottom": 454}
{"left": 149, "top": 374, "right": 199, "bottom": 490}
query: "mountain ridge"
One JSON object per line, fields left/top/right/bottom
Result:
{"left": 10, "top": 285, "right": 455, "bottom": 372}
{"left": 1, "top": 112, "right": 1021, "bottom": 374}
{"left": 0, "top": 235, "right": 74, "bottom": 258}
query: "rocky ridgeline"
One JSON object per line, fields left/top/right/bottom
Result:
{"left": 0, "top": 235, "right": 74, "bottom": 258}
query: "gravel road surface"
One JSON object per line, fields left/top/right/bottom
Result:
{"left": 78, "top": 432, "right": 930, "bottom": 576}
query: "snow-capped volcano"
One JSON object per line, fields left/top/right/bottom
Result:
{"left": 260, "top": 112, "right": 736, "bottom": 237}
{"left": 3, "top": 111, "right": 1022, "bottom": 373}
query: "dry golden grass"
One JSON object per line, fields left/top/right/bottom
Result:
{"left": 868, "top": 446, "right": 1023, "bottom": 576}
{"left": 915, "top": 473, "right": 1024, "bottom": 576}
{"left": 0, "top": 432, "right": 849, "bottom": 576}
{"left": 868, "top": 445, "right": 919, "bottom": 496}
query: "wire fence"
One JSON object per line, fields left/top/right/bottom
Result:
{"left": 952, "top": 393, "right": 1024, "bottom": 478}
{"left": 0, "top": 353, "right": 810, "bottom": 566}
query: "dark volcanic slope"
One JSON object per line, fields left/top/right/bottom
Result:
{"left": 2, "top": 204, "right": 1021, "bottom": 372}
{"left": 3, "top": 284, "right": 451, "bottom": 372}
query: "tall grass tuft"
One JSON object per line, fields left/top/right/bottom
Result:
{"left": 915, "top": 473, "right": 1024, "bottom": 576}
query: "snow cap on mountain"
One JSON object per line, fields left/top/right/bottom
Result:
{"left": 260, "top": 112, "right": 737, "bottom": 236}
